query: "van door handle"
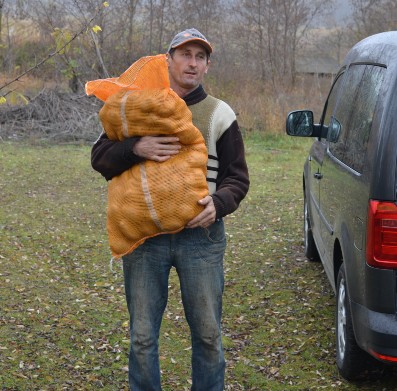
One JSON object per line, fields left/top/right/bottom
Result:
{"left": 314, "top": 172, "right": 323, "bottom": 180}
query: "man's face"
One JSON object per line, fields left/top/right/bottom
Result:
{"left": 167, "top": 43, "right": 210, "bottom": 97}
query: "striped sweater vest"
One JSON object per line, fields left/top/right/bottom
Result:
{"left": 189, "top": 95, "right": 237, "bottom": 194}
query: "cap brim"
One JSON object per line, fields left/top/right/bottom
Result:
{"left": 171, "top": 38, "right": 213, "bottom": 54}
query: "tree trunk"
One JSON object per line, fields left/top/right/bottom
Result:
{"left": 0, "top": 0, "right": 4, "bottom": 44}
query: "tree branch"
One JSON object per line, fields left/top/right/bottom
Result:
{"left": 90, "top": 29, "right": 110, "bottom": 78}
{"left": 0, "top": 2, "right": 107, "bottom": 95}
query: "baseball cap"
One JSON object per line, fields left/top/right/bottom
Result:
{"left": 168, "top": 28, "right": 213, "bottom": 55}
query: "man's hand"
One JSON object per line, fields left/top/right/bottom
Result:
{"left": 133, "top": 136, "right": 181, "bottom": 162}
{"left": 186, "top": 196, "right": 216, "bottom": 229}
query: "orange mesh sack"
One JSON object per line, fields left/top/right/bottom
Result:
{"left": 86, "top": 55, "right": 208, "bottom": 258}
{"left": 85, "top": 54, "right": 171, "bottom": 100}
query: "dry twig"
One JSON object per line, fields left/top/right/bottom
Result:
{"left": 0, "top": 90, "right": 102, "bottom": 143}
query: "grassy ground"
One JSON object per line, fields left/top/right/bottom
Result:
{"left": 1, "top": 135, "right": 396, "bottom": 390}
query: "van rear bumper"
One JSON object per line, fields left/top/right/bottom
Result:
{"left": 351, "top": 300, "right": 397, "bottom": 361}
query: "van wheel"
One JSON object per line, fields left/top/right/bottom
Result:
{"left": 336, "top": 264, "right": 374, "bottom": 379}
{"left": 304, "top": 195, "right": 319, "bottom": 261}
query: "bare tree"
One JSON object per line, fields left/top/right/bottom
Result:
{"left": 0, "top": 0, "right": 4, "bottom": 44}
{"left": 232, "top": 0, "right": 332, "bottom": 87}
{"left": 176, "top": 0, "right": 222, "bottom": 36}
{"left": 0, "top": 0, "right": 110, "bottom": 97}
{"left": 350, "top": 0, "right": 397, "bottom": 40}
{"left": 0, "top": 2, "right": 31, "bottom": 73}
{"left": 138, "top": 0, "right": 173, "bottom": 55}
{"left": 125, "top": 0, "right": 140, "bottom": 55}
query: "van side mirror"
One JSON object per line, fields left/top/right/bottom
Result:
{"left": 286, "top": 110, "right": 322, "bottom": 138}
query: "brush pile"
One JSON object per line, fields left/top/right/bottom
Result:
{"left": 0, "top": 89, "right": 102, "bottom": 143}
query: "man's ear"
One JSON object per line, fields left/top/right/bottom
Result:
{"left": 205, "top": 60, "right": 211, "bottom": 73}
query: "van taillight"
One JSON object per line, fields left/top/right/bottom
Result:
{"left": 366, "top": 200, "right": 397, "bottom": 269}
{"left": 369, "top": 349, "right": 397, "bottom": 363}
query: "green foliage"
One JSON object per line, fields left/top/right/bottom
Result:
{"left": 52, "top": 28, "right": 73, "bottom": 55}
{"left": 51, "top": 28, "right": 81, "bottom": 83}
{"left": 92, "top": 25, "right": 102, "bottom": 34}
{"left": 5, "top": 90, "right": 29, "bottom": 105}
{"left": 0, "top": 139, "right": 396, "bottom": 389}
{"left": 15, "top": 40, "right": 46, "bottom": 66}
{"left": 13, "top": 39, "right": 54, "bottom": 77}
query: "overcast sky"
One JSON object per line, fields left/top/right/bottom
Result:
{"left": 333, "top": 0, "right": 354, "bottom": 19}
{"left": 315, "top": 0, "right": 353, "bottom": 27}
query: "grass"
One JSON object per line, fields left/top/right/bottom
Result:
{"left": 0, "top": 135, "right": 396, "bottom": 390}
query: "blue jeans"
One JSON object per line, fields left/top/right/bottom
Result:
{"left": 122, "top": 219, "right": 226, "bottom": 391}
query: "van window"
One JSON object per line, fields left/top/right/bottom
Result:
{"left": 346, "top": 66, "right": 384, "bottom": 172}
{"left": 321, "top": 73, "right": 345, "bottom": 141}
{"left": 327, "top": 66, "right": 365, "bottom": 164}
{"left": 328, "top": 64, "right": 385, "bottom": 172}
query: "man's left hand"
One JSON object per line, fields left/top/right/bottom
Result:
{"left": 186, "top": 196, "right": 216, "bottom": 229}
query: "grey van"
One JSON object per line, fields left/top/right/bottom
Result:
{"left": 286, "top": 31, "right": 397, "bottom": 380}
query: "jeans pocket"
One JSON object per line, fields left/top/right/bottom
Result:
{"left": 203, "top": 219, "right": 226, "bottom": 243}
{"left": 189, "top": 220, "right": 226, "bottom": 265}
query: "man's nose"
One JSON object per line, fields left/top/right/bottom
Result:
{"left": 188, "top": 57, "right": 197, "bottom": 67}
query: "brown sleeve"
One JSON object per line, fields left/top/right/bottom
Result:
{"left": 211, "top": 121, "right": 250, "bottom": 219}
{"left": 91, "top": 132, "right": 145, "bottom": 180}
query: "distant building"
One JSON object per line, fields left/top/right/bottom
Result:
{"left": 296, "top": 55, "right": 340, "bottom": 77}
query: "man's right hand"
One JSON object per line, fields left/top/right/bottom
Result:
{"left": 133, "top": 136, "right": 181, "bottom": 162}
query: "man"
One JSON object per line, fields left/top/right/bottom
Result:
{"left": 91, "top": 28, "right": 249, "bottom": 391}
